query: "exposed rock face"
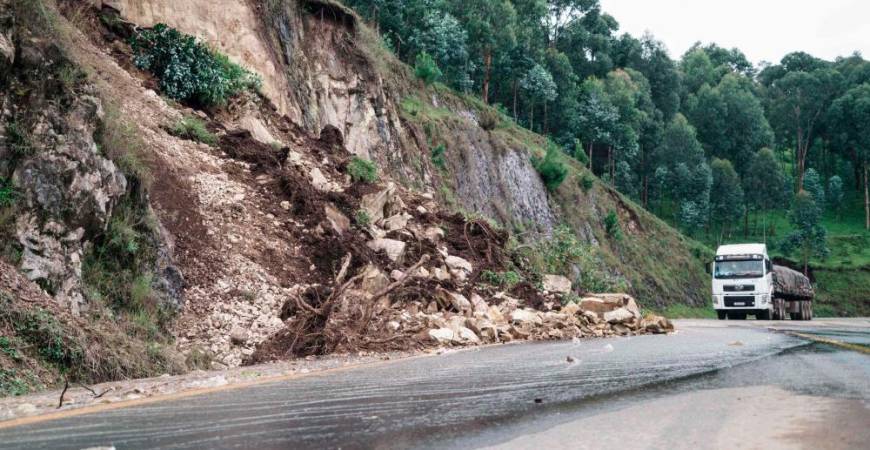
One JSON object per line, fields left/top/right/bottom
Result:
{"left": 2, "top": 68, "right": 127, "bottom": 314}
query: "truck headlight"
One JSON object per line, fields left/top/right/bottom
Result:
{"left": 760, "top": 294, "right": 770, "bottom": 304}
{"left": 712, "top": 295, "right": 720, "bottom": 306}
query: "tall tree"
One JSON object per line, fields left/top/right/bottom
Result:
{"left": 685, "top": 74, "right": 773, "bottom": 175}
{"left": 827, "top": 83, "right": 870, "bottom": 229}
{"left": 763, "top": 55, "right": 842, "bottom": 190}
{"left": 449, "top": 0, "right": 517, "bottom": 103}
{"left": 781, "top": 190, "right": 829, "bottom": 275}
{"left": 709, "top": 158, "right": 744, "bottom": 237}
{"left": 744, "top": 148, "right": 789, "bottom": 235}
{"left": 520, "top": 64, "right": 558, "bottom": 131}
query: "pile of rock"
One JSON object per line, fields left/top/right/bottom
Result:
{"left": 409, "top": 291, "right": 672, "bottom": 346}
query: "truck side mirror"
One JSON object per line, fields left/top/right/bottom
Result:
{"left": 705, "top": 262, "right": 713, "bottom": 275}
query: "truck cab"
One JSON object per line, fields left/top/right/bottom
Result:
{"left": 712, "top": 243, "right": 774, "bottom": 320}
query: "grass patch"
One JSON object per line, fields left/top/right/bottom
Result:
{"left": 97, "top": 102, "right": 152, "bottom": 186}
{"left": 481, "top": 270, "right": 522, "bottom": 288}
{"left": 169, "top": 116, "right": 217, "bottom": 146}
{"left": 347, "top": 157, "right": 379, "bottom": 183}
{"left": 653, "top": 304, "right": 717, "bottom": 319}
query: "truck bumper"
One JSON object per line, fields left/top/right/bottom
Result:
{"left": 713, "top": 294, "right": 772, "bottom": 310}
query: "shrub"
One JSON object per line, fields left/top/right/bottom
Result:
{"left": 169, "top": 116, "right": 217, "bottom": 146}
{"left": 354, "top": 209, "right": 371, "bottom": 228}
{"left": 348, "top": 157, "right": 379, "bottom": 183}
{"left": 430, "top": 144, "right": 446, "bottom": 170}
{"left": 478, "top": 108, "right": 499, "bottom": 131}
{"left": 579, "top": 172, "right": 594, "bottom": 192}
{"left": 414, "top": 51, "right": 442, "bottom": 85}
{"left": 572, "top": 139, "right": 589, "bottom": 165}
{"left": 532, "top": 142, "right": 568, "bottom": 192}
{"left": 0, "top": 178, "right": 16, "bottom": 207}
{"left": 604, "top": 210, "right": 622, "bottom": 240}
{"left": 5, "top": 121, "right": 33, "bottom": 159}
{"left": 482, "top": 270, "right": 522, "bottom": 288}
{"left": 130, "top": 24, "right": 261, "bottom": 107}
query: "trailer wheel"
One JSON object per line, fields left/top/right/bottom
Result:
{"left": 808, "top": 302, "right": 813, "bottom": 321}
{"left": 773, "top": 299, "right": 786, "bottom": 320}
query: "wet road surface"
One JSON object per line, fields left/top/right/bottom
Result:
{"left": 1, "top": 319, "right": 867, "bottom": 449}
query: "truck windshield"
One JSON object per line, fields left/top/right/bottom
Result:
{"left": 714, "top": 259, "right": 764, "bottom": 279}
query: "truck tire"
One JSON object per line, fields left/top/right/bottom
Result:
{"left": 717, "top": 311, "right": 727, "bottom": 320}
{"left": 756, "top": 310, "right": 771, "bottom": 320}
{"left": 808, "top": 302, "right": 813, "bottom": 321}
{"left": 773, "top": 299, "right": 786, "bottom": 320}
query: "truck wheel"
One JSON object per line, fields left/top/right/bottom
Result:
{"left": 774, "top": 299, "right": 786, "bottom": 320}
{"left": 717, "top": 311, "right": 726, "bottom": 320}
{"left": 757, "top": 310, "right": 771, "bottom": 320}
{"left": 808, "top": 302, "right": 813, "bottom": 321}
{"left": 789, "top": 312, "right": 800, "bottom": 320}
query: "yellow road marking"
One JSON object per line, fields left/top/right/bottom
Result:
{"left": 0, "top": 353, "right": 434, "bottom": 431}
{"left": 787, "top": 332, "right": 870, "bottom": 355}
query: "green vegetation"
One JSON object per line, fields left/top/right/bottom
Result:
{"left": 532, "top": 142, "right": 568, "bottom": 192}
{"left": 130, "top": 23, "right": 261, "bottom": 107}
{"left": 0, "top": 178, "right": 16, "bottom": 207}
{"left": 82, "top": 200, "right": 171, "bottom": 341}
{"left": 97, "top": 102, "right": 152, "bottom": 185}
{"left": 5, "top": 121, "right": 34, "bottom": 160}
{"left": 414, "top": 51, "right": 441, "bottom": 85}
{"left": 0, "top": 368, "right": 35, "bottom": 397}
{"left": 354, "top": 209, "right": 372, "bottom": 228}
{"left": 578, "top": 172, "right": 595, "bottom": 193}
{"left": 517, "top": 225, "right": 626, "bottom": 293}
{"left": 430, "top": 144, "right": 446, "bottom": 170}
{"left": 169, "top": 116, "right": 218, "bottom": 146}
{"left": 347, "top": 157, "right": 379, "bottom": 183}
{"left": 604, "top": 210, "right": 622, "bottom": 240}
{"left": 653, "top": 304, "right": 717, "bottom": 319}
{"left": 481, "top": 270, "right": 522, "bottom": 288}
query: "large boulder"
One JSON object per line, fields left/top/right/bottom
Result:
{"left": 428, "top": 328, "right": 456, "bottom": 344}
{"left": 510, "top": 308, "right": 543, "bottom": 326}
{"left": 578, "top": 293, "right": 641, "bottom": 319}
{"left": 603, "top": 307, "right": 634, "bottom": 324}
{"left": 641, "top": 314, "right": 674, "bottom": 334}
{"left": 542, "top": 275, "right": 572, "bottom": 294}
{"left": 366, "top": 238, "right": 406, "bottom": 262}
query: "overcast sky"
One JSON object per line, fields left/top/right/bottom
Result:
{"left": 599, "top": 0, "right": 869, "bottom": 65}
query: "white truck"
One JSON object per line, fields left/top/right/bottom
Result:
{"left": 712, "top": 243, "right": 814, "bottom": 320}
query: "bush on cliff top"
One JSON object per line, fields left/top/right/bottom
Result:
{"left": 130, "top": 24, "right": 261, "bottom": 107}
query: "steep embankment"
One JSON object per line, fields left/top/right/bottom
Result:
{"left": 100, "top": 0, "right": 710, "bottom": 308}
{"left": 1, "top": 0, "right": 700, "bottom": 392}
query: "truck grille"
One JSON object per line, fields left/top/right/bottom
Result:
{"left": 724, "top": 284, "right": 755, "bottom": 292}
{"left": 724, "top": 296, "right": 755, "bottom": 307}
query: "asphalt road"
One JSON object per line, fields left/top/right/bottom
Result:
{"left": 1, "top": 319, "right": 868, "bottom": 450}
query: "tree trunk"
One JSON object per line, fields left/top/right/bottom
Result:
{"left": 608, "top": 146, "right": 614, "bottom": 183}
{"left": 743, "top": 208, "right": 749, "bottom": 239}
{"left": 528, "top": 103, "right": 534, "bottom": 132}
{"left": 588, "top": 142, "right": 594, "bottom": 172}
{"left": 512, "top": 79, "right": 518, "bottom": 121}
{"left": 543, "top": 102, "right": 548, "bottom": 135}
{"left": 865, "top": 161, "right": 869, "bottom": 230}
{"left": 642, "top": 175, "right": 649, "bottom": 208}
{"left": 482, "top": 48, "right": 492, "bottom": 105}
